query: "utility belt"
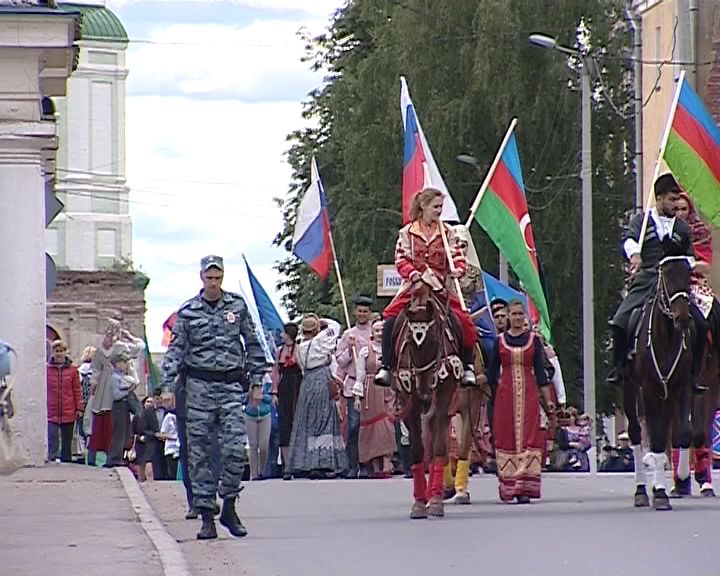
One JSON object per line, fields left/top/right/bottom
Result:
{"left": 186, "top": 366, "right": 245, "bottom": 383}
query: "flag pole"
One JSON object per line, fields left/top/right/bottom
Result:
{"left": 328, "top": 230, "right": 352, "bottom": 331}
{"left": 637, "top": 70, "right": 685, "bottom": 253}
{"left": 465, "top": 117, "right": 518, "bottom": 228}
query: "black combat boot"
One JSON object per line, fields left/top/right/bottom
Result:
{"left": 374, "top": 317, "right": 396, "bottom": 387}
{"left": 606, "top": 324, "right": 627, "bottom": 387}
{"left": 460, "top": 346, "right": 476, "bottom": 387}
{"left": 219, "top": 497, "right": 248, "bottom": 538}
{"left": 196, "top": 510, "right": 217, "bottom": 540}
{"left": 185, "top": 507, "right": 198, "bottom": 520}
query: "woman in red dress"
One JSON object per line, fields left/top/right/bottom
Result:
{"left": 487, "top": 299, "right": 554, "bottom": 503}
{"left": 374, "top": 187, "right": 477, "bottom": 387}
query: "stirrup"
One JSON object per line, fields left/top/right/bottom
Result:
{"left": 374, "top": 368, "right": 392, "bottom": 387}
{"left": 461, "top": 368, "right": 476, "bottom": 387}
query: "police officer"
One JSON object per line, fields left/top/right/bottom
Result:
{"left": 162, "top": 255, "right": 269, "bottom": 540}
{"left": 607, "top": 173, "right": 705, "bottom": 392}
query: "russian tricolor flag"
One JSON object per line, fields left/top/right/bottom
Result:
{"left": 400, "top": 76, "right": 459, "bottom": 224}
{"left": 292, "top": 156, "right": 333, "bottom": 279}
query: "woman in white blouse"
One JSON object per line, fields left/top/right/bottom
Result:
{"left": 286, "top": 314, "right": 348, "bottom": 479}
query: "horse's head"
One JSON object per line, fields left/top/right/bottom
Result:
{"left": 658, "top": 248, "right": 694, "bottom": 330}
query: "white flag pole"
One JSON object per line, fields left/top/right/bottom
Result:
{"left": 465, "top": 118, "right": 519, "bottom": 228}
{"left": 637, "top": 70, "right": 685, "bottom": 253}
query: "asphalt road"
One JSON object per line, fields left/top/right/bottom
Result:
{"left": 143, "top": 472, "right": 720, "bottom": 576}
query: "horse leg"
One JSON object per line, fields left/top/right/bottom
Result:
{"left": 669, "top": 397, "right": 692, "bottom": 498}
{"left": 452, "top": 390, "right": 472, "bottom": 504}
{"left": 624, "top": 377, "right": 649, "bottom": 507}
{"left": 427, "top": 384, "right": 456, "bottom": 518}
{"left": 406, "top": 400, "right": 428, "bottom": 519}
{"left": 642, "top": 388, "right": 672, "bottom": 511}
{"left": 695, "top": 352, "right": 719, "bottom": 496}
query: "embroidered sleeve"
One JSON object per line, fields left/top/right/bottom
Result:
{"left": 394, "top": 227, "right": 417, "bottom": 279}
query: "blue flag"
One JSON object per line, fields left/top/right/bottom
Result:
{"left": 243, "top": 255, "right": 285, "bottom": 338}
{"left": 482, "top": 271, "right": 528, "bottom": 311}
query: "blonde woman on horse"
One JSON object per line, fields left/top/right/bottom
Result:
{"left": 374, "top": 187, "right": 477, "bottom": 388}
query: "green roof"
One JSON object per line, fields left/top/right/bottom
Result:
{"left": 59, "top": 3, "right": 127, "bottom": 42}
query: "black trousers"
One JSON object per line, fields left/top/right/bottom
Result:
{"left": 108, "top": 399, "right": 130, "bottom": 466}
{"left": 48, "top": 422, "right": 75, "bottom": 462}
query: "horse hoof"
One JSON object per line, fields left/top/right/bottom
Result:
{"left": 410, "top": 502, "right": 428, "bottom": 519}
{"left": 634, "top": 486, "right": 650, "bottom": 508}
{"left": 454, "top": 491, "right": 471, "bottom": 505}
{"left": 669, "top": 477, "right": 691, "bottom": 498}
{"left": 443, "top": 487, "right": 456, "bottom": 501}
{"left": 428, "top": 499, "right": 444, "bottom": 517}
{"left": 652, "top": 489, "right": 672, "bottom": 511}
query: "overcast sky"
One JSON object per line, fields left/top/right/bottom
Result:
{"left": 105, "top": 0, "right": 343, "bottom": 349}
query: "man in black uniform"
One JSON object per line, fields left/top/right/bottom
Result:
{"left": 607, "top": 173, "right": 707, "bottom": 392}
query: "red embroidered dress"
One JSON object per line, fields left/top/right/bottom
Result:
{"left": 383, "top": 220, "right": 476, "bottom": 345}
{"left": 489, "top": 331, "right": 548, "bottom": 501}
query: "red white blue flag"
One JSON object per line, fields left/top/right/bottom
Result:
{"left": 400, "top": 76, "right": 459, "bottom": 224}
{"left": 292, "top": 156, "right": 333, "bottom": 279}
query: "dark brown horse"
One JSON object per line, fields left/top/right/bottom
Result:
{"left": 624, "top": 253, "right": 694, "bottom": 510}
{"left": 393, "top": 281, "right": 462, "bottom": 519}
{"left": 671, "top": 306, "right": 720, "bottom": 497}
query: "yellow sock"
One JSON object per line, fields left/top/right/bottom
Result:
{"left": 455, "top": 459, "right": 470, "bottom": 492}
{"left": 443, "top": 462, "right": 454, "bottom": 489}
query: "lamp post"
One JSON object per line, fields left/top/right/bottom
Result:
{"left": 456, "top": 154, "right": 509, "bottom": 283}
{"left": 529, "top": 33, "right": 596, "bottom": 473}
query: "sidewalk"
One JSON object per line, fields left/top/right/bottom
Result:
{"left": 0, "top": 465, "right": 165, "bottom": 576}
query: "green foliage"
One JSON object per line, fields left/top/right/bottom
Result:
{"left": 275, "top": 0, "right": 635, "bottom": 414}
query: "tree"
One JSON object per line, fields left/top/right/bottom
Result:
{"left": 275, "top": 0, "right": 634, "bottom": 413}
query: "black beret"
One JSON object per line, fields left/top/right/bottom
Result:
{"left": 353, "top": 295, "right": 373, "bottom": 307}
{"left": 490, "top": 297, "right": 508, "bottom": 310}
{"left": 654, "top": 173, "right": 680, "bottom": 197}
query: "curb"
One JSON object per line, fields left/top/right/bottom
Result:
{"left": 116, "top": 467, "right": 193, "bottom": 576}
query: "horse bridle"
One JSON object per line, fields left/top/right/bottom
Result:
{"left": 656, "top": 255, "right": 693, "bottom": 318}
{"left": 648, "top": 255, "right": 694, "bottom": 397}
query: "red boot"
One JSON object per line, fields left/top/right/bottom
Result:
{"left": 430, "top": 457, "right": 446, "bottom": 500}
{"left": 412, "top": 464, "right": 427, "bottom": 504}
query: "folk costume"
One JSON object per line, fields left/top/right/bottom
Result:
{"left": 607, "top": 173, "right": 704, "bottom": 391}
{"left": 288, "top": 317, "right": 348, "bottom": 477}
{"left": 376, "top": 219, "right": 477, "bottom": 386}
{"left": 353, "top": 339, "right": 397, "bottom": 476}
{"left": 487, "top": 330, "right": 549, "bottom": 502}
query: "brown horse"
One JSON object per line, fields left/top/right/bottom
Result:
{"left": 443, "top": 343, "right": 490, "bottom": 504}
{"left": 624, "top": 253, "right": 694, "bottom": 510}
{"left": 393, "top": 281, "right": 462, "bottom": 519}
{"left": 670, "top": 309, "right": 720, "bottom": 497}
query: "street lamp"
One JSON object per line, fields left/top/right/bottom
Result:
{"left": 456, "top": 154, "right": 509, "bottom": 283}
{"left": 529, "top": 32, "right": 596, "bottom": 473}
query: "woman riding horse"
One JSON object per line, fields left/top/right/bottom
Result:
{"left": 374, "top": 187, "right": 477, "bottom": 388}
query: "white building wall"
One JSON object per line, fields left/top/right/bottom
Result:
{"left": 50, "top": 37, "right": 131, "bottom": 271}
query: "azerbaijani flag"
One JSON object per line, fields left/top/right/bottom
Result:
{"left": 400, "top": 76, "right": 459, "bottom": 224}
{"left": 292, "top": 156, "right": 333, "bottom": 279}
{"left": 473, "top": 123, "right": 552, "bottom": 342}
{"left": 664, "top": 76, "right": 720, "bottom": 226}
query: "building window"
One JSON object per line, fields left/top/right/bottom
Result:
{"left": 97, "top": 228, "right": 117, "bottom": 258}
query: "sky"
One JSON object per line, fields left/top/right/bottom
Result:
{"left": 103, "top": 0, "right": 344, "bottom": 350}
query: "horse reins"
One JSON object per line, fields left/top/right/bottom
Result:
{"left": 647, "top": 256, "right": 691, "bottom": 398}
